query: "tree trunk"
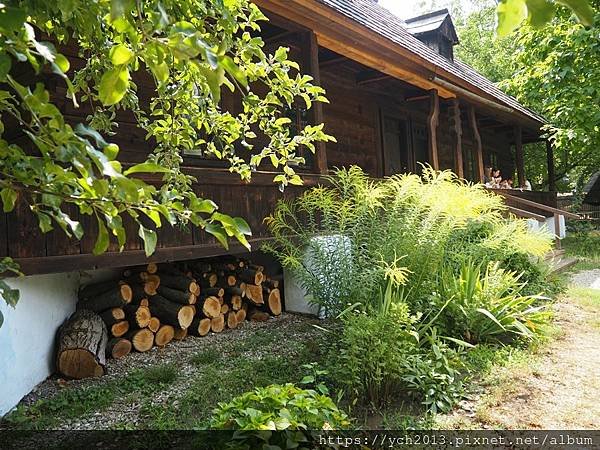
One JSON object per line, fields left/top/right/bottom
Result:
{"left": 247, "top": 307, "right": 270, "bottom": 322}
{"left": 78, "top": 284, "right": 133, "bottom": 312}
{"left": 173, "top": 328, "right": 188, "bottom": 341}
{"left": 157, "top": 285, "right": 197, "bottom": 305}
{"left": 264, "top": 288, "right": 282, "bottom": 316}
{"left": 245, "top": 284, "right": 264, "bottom": 305}
{"left": 155, "top": 325, "right": 175, "bottom": 347}
{"left": 235, "top": 308, "right": 247, "bottom": 324}
{"left": 159, "top": 274, "right": 198, "bottom": 293}
{"left": 56, "top": 309, "right": 107, "bottom": 379}
{"left": 203, "top": 287, "right": 224, "bottom": 298}
{"left": 106, "top": 337, "right": 131, "bottom": 359}
{"left": 79, "top": 280, "right": 123, "bottom": 301}
{"left": 124, "top": 304, "right": 151, "bottom": 328}
{"left": 99, "top": 308, "right": 125, "bottom": 325}
{"left": 226, "top": 311, "right": 238, "bottom": 329}
{"left": 126, "top": 328, "right": 154, "bottom": 352}
{"left": 238, "top": 269, "right": 264, "bottom": 285}
{"left": 148, "top": 316, "right": 161, "bottom": 333}
{"left": 200, "top": 296, "right": 221, "bottom": 319}
{"left": 149, "top": 295, "right": 195, "bottom": 329}
{"left": 110, "top": 320, "right": 129, "bottom": 338}
{"left": 211, "top": 314, "right": 225, "bottom": 333}
{"left": 190, "top": 316, "right": 211, "bottom": 337}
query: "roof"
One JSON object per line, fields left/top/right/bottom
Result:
{"left": 314, "top": 0, "right": 545, "bottom": 125}
{"left": 404, "top": 8, "right": 459, "bottom": 44}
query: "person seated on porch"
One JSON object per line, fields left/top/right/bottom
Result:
{"left": 523, "top": 179, "right": 532, "bottom": 191}
{"left": 483, "top": 166, "right": 493, "bottom": 185}
{"left": 488, "top": 168, "right": 502, "bottom": 188}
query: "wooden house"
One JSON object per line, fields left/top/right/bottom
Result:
{"left": 0, "top": 0, "right": 570, "bottom": 414}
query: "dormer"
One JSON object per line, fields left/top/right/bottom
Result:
{"left": 404, "top": 9, "right": 459, "bottom": 61}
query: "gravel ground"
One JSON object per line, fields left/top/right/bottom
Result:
{"left": 10, "top": 312, "right": 321, "bottom": 430}
{"left": 571, "top": 269, "right": 600, "bottom": 289}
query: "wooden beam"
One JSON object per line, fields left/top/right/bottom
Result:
{"left": 469, "top": 106, "right": 484, "bottom": 183}
{"left": 451, "top": 99, "right": 464, "bottom": 178}
{"left": 515, "top": 125, "right": 525, "bottom": 188}
{"left": 546, "top": 140, "right": 557, "bottom": 192}
{"left": 356, "top": 70, "right": 391, "bottom": 85}
{"left": 405, "top": 95, "right": 429, "bottom": 102}
{"left": 303, "top": 30, "right": 328, "bottom": 175}
{"left": 427, "top": 89, "right": 440, "bottom": 170}
{"left": 319, "top": 55, "right": 346, "bottom": 68}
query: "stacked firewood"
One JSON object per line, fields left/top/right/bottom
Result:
{"left": 63, "top": 258, "right": 282, "bottom": 369}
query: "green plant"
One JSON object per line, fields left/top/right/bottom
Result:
{"left": 210, "top": 383, "right": 350, "bottom": 431}
{"left": 191, "top": 348, "right": 221, "bottom": 366}
{"left": 437, "top": 261, "right": 552, "bottom": 344}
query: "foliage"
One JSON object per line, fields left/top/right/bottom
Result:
{"left": 496, "top": 0, "right": 596, "bottom": 36}
{"left": 210, "top": 383, "right": 350, "bottom": 432}
{"left": 436, "top": 261, "right": 552, "bottom": 344}
{"left": 0, "top": 0, "right": 333, "bottom": 315}
{"left": 503, "top": 5, "right": 600, "bottom": 191}
{"left": 563, "top": 231, "right": 600, "bottom": 259}
{"left": 265, "top": 167, "right": 553, "bottom": 315}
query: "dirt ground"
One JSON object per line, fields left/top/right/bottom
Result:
{"left": 441, "top": 269, "right": 600, "bottom": 430}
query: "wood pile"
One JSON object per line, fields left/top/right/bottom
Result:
{"left": 60, "top": 257, "right": 282, "bottom": 376}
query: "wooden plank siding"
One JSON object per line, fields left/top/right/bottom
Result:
{"left": 1, "top": 12, "right": 530, "bottom": 276}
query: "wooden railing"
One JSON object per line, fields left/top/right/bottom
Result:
{"left": 492, "top": 190, "right": 580, "bottom": 248}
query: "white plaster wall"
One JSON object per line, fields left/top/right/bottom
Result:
{"left": 0, "top": 268, "right": 120, "bottom": 416}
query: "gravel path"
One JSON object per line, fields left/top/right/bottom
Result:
{"left": 571, "top": 269, "right": 600, "bottom": 289}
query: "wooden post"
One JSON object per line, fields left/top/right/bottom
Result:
{"left": 469, "top": 106, "right": 484, "bottom": 183}
{"left": 546, "top": 140, "right": 556, "bottom": 192}
{"left": 427, "top": 89, "right": 440, "bottom": 170}
{"left": 451, "top": 99, "right": 464, "bottom": 178}
{"left": 515, "top": 125, "right": 525, "bottom": 188}
{"left": 303, "top": 30, "right": 328, "bottom": 175}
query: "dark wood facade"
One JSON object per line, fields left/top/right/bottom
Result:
{"left": 1, "top": 2, "right": 549, "bottom": 276}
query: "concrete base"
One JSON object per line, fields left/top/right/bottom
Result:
{"left": 0, "top": 268, "right": 119, "bottom": 416}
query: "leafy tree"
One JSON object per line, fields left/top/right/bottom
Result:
{"left": 504, "top": 4, "right": 600, "bottom": 190}
{"left": 0, "top": 0, "right": 333, "bottom": 322}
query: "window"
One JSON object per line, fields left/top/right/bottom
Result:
{"left": 382, "top": 115, "right": 410, "bottom": 176}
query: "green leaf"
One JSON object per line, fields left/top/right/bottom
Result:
{"left": 93, "top": 217, "right": 110, "bottom": 255}
{"left": 0, "top": 187, "right": 17, "bottom": 212}
{"left": 0, "top": 53, "right": 12, "bottom": 81}
{"left": 110, "top": 0, "right": 135, "bottom": 21}
{"left": 110, "top": 44, "right": 134, "bottom": 66}
{"left": 54, "top": 53, "right": 70, "bottom": 73}
{"left": 525, "top": 0, "right": 556, "bottom": 27}
{"left": 124, "top": 162, "right": 172, "bottom": 175}
{"left": 497, "top": 0, "right": 527, "bottom": 37}
{"left": 98, "top": 66, "right": 130, "bottom": 106}
{"left": 189, "top": 197, "right": 217, "bottom": 214}
{"left": 557, "top": 0, "right": 595, "bottom": 26}
{"left": 221, "top": 55, "right": 248, "bottom": 89}
{"left": 233, "top": 217, "right": 252, "bottom": 236}
{"left": 0, "top": 6, "right": 27, "bottom": 33}
{"left": 37, "top": 212, "right": 53, "bottom": 233}
{"left": 205, "top": 223, "right": 229, "bottom": 249}
{"left": 138, "top": 225, "right": 157, "bottom": 257}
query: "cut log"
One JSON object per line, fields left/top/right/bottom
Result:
{"left": 79, "top": 280, "right": 122, "bottom": 301}
{"left": 235, "top": 308, "right": 247, "bottom": 323}
{"left": 139, "top": 298, "right": 149, "bottom": 307}
{"left": 226, "top": 311, "right": 238, "bottom": 329}
{"left": 157, "top": 285, "right": 197, "bottom": 305}
{"left": 247, "top": 307, "right": 270, "bottom": 322}
{"left": 159, "top": 274, "right": 198, "bottom": 293}
{"left": 211, "top": 314, "right": 225, "bottom": 333}
{"left": 238, "top": 269, "right": 264, "bottom": 285}
{"left": 149, "top": 295, "right": 195, "bottom": 329}
{"left": 146, "top": 262, "right": 158, "bottom": 274}
{"left": 190, "top": 316, "right": 212, "bottom": 337}
{"left": 124, "top": 304, "right": 151, "bottom": 328}
{"left": 218, "top": 274, "right": 237, "bottom": 287}
{"left": 200, "top": 296, "right": 221, "bottom": 319}
{"left": 155, "top": 325, "right": 175, "bottom": 347}
{"left": 245, "top": 284, "right": 264, "bottom": 305}
{"left": 148, "top": 316, "right": 161, "bottom": 333}
{"left": 264, "top": 288, "right": 282, "bottom": 316}
{"left": 99, "top": 307, "right": 125, "bottom": 325}
{"left": 263, "top": 278, "right": 280, "bottom": 290}
{"left": 220, "top": 303, "right": 230, "bottom": 314}
{"left": 106, "top": 337, "right": 132, "bottom": 359}
{"left": 173, "top": 328, "right": 188, "bottom": 341}
{"left": 225, "top": 286, "right": 244, "bottom": 297}
{"left": 110, "top": 320, "right": 130, "bottom": 338}
{"left": 56, "top": 309, "right": 107, "bottom": 379}
{"left": 78, "top": 284, "right": 133, "bottom": 312}
{"left": 227, "top": 295, "right": 243, "bottom": 311}
{"left": 203, "top": 287, "right": 225, "bottom": 298}
{"left": 126, "top": 328, "right": 154, "bottom": 352}
{"left": 247, "top": 264, "right": 265, "bottom": 273}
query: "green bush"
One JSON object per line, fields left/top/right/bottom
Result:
{"left": 265, "top": 167, "right": 554, "bottom": 316}
{"left": 210, "top": 383, "right": 350, "bottom": 430}
{"left": 563, "top": 231, "right": 600, "bottom": 259}
{"left": 436, "top": 261, "right": 552, "bottom": 344}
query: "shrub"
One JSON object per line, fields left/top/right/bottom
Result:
{"left": 210, "top": 383, "right": 350, "bottom": 430}
{"left": 436, "top": 261, "right": 552, "bottom": 344}
{"left": 265, "top": 166, "right": 554, "bottom": 316}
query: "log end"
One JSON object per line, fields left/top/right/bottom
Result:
{"left": 58, "top": 349, "right": 105, "bottom": 379}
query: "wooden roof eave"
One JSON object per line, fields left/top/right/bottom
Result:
{"left": 252, "top": 0, "right": 544, "bottom": 130}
